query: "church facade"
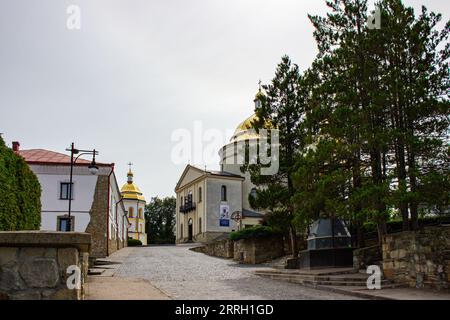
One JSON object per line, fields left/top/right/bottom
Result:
{"left": 121, "top": 169, "right": 147, "bottom": 245}
{"left": 175, "top": 90, "right": 267, "bottom": 243}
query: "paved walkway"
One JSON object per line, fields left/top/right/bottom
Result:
{"left": 111, "top": 245, "right": 360, "bottom": 300}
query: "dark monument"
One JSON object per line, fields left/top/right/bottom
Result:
{"left": 297, "top": 218, "right": 353, "bottom": 269}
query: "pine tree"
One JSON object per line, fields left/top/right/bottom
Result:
{"left": 245, "top": 55, "right": 306, "bottom": 257}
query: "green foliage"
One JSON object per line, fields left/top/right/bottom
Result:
{"left": 247, "top": 0, "right": 449, "bottom": 246}
{"left": 0, "top": 137, "right": 41, "bottom": 230}
{"left": 127, "top": 238, "right": 142, "bottom": 246}
{"left": 363, "top": 215, "right": 450, "bottom": 234}
{"left": 229, "top": 225, "right": 280, "bottom": 241}
{"left": 145, "top": 196, "right": 176, "bottom": 244}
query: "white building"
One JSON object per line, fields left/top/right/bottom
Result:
{"left": 14, "top": 142, "right": 129, "bottom": 257}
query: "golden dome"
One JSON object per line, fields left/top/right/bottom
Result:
{"left": 230, "top": 113, "right": 274, "bottom": 143}
{"left": 121, "top": 170, "right": 145, "bottom": 201}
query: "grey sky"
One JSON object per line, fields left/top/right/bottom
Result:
{"left": 0, "top": 0, "right": 448, "bottom": 199}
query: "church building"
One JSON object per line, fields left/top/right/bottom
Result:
{"left": 175, "top": 89, "right": 267, "bottom": 243}
{"left": 121, "top": 168, "right": 148, "bottom": 245}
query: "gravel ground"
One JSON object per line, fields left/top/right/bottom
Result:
{"left": 115, "top": 245, "right": 361, "bottom": 300}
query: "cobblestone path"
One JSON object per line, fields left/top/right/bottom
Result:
{"left": 115, "top": 245, "right": 360, "bottom": 300}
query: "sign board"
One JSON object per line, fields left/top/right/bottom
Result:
{"left": 219, "top": 204, "right": 230, "bottom": 227}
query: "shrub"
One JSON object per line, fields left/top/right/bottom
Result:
{"left": 362, "top": 215, "right": 450, "bottom": 234}
{"left": 229, "top": 225, "right": 280, "bottom": 241}
{"left": 0, "top": 137, "right": 41, "bottom": 230}
{"left": 127, "top": 238, "right": 143, "bottom": 246}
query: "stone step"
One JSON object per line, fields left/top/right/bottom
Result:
{"left": 257, "top": 272, "right": 395, "bottom": 288}
{"left": 256, "top": 273, "right": 373, "bottom": 282}
{"left": 88, "top": 268, "right": 105, "bottom": 275}
{"left": 255, "top": 267, "right": 356, "bottom": 276}
{"left": 255, "top": 270, "right": 374, "bottom": 279}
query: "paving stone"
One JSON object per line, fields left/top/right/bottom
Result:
{"left": 115, "top": 246, "right": 359, "bottom": 300}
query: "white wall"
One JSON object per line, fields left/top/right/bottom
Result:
{"left": 30, "top": 164, "right": 110, "bottom": 232}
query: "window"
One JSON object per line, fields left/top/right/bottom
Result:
{"left": 129, "top": 207, "right": 134, "bottom": 217}
{"left": 221, "top": 185, "right": 227, "bottom": 201}
{"left": 57, "top": 216, "right": 74, "bottom": 231}
{"left": 180, "top": 224, "right": 183, "bottom": 239}
{"left": 60, "top": 182, "right": 73, "bottom": 200}
{"left": 198, "top": 187, "right": 202, "bottom": 202}
{"left": 199, "top": 217, "right": 202, "bottom": 234}
{"left": 138, "top": 208, "right": 143, "bottom": 219}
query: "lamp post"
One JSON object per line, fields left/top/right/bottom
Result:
{"left": 65, "top": 142, "right": 99, "bottom": 232}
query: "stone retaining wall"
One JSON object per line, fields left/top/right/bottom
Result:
{"left": 382, "top": 226, "right": 450, "bottom": 290}
{"left": 353, "top": 245, "right": 382, "bottom": 271}
{"left": 233, "top": 236, "right": 284, "bottom": 264}
{"left": 0, "top": 231, "right": 91, "bottom": 300}
{"left": 191, "top": 239, "right": 234, "bottom": 258}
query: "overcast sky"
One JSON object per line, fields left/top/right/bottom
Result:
{"left": 0, "top": 0, "right": 448, "bottom": 199}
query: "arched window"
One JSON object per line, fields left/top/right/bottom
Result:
{"left": 221, "top": 185, "right": 227, "bottom": 201}
{"left": 138, "top": 208, "right": 143, "bottom": 219}
{"left": 198, "top": 187, "right": 202, "bottom": 202}
{"left": 129, "top": 207, "right": 134, "bottom": 217}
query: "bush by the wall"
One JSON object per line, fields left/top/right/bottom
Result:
{"left": 362, "top": 215, "right": 450, "bottom": 235}
{"left": 128, "top": 239, "right": 143, "bottom": 246}
{"left": 0, "top": 137, "right": 41, "bottom": 230}
{"left": 229, "top": 225, "right": 280, "bottom": 241}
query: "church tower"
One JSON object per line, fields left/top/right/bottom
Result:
{"left": 121, "top": 166, "right": 147, "bottom": 245}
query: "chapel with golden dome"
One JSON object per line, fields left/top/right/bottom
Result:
{"left": 121, "top": 168, "right": 147, "bottom": 245}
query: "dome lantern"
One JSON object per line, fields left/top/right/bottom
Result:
{"left": 254, "top": 80, "right": 264, "bottom": 109}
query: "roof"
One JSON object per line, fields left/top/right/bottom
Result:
{"left": 175, "top": 165, "right": 244, "bottom": 191}
{"left": 120, "top": 169, "right": 146, "bottom": 202}
{"left": 242, "top": 208, "right": 264, "bottom": 218}
{"left": 17, "top": 149, "right": 111, "bottom": 166}
{"left": 230, "top": 113, "right": 274, "bottom": 143}
{"left": 121, "top": 182, "right": 146, "bottom": 201}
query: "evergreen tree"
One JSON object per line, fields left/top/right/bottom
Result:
{"left": 245, "top": 55, "right": 306, "bottom": 256}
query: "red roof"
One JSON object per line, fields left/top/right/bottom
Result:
{"left": 17, "top": 149, "right": 111, "bottom": 167}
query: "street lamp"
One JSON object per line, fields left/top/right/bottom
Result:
{"left": 65, "top": 142, "right": 99, "bottom": 232}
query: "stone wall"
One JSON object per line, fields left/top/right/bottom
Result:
{"left": 382, "top": 226, "right": 450, "bottom": 290}
{"left": 191, "top": 239, "right": 234, "bottom": 258}
{"left": 353, "top": 245, "right": 382, "bottom": 271}
{"left": 86, "top": 175, "right": 108, "bottom": 258}
{"left": 0, "top": 231, "right": 91, "bottom": 300}
{"left": 233, "top": 236, "right": 284, "bottom": 264}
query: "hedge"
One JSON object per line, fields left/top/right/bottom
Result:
{"left": 229, "top": 225, "right": 280, "bottom": 241}
{"left": 127, "top": 238, "right": 143, "bottom": 246}
{"left": 362, "top": 215, "right": 450, "bottom": 234}
{"left": 0, "top": 137, "right": 41, "bottom": 230}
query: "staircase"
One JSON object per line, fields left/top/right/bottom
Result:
{"left": 255, "top": 268, "right": 405, "bottom": 298}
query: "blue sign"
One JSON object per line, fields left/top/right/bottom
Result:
{"left": 220, "top": 219, "right": 230, "bottom": 227}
